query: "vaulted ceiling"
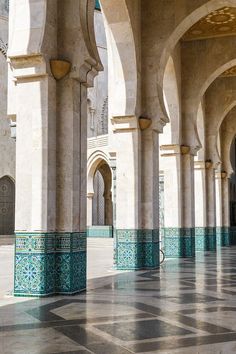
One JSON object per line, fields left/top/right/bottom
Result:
{"left": 183, "top": 7, "right": 236, "bottom": 41}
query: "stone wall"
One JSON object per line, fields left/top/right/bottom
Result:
{"left": 87, "top": 9, "right": 108, "bottom": 138}
{"left": 0, "top": 10, "right": 15, "bottom": 181}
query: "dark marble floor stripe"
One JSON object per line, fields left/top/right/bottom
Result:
{"left": 133, "top": 302, "right": 232, "bottom": 333}
{"left": 0, "top": 313, "right": 155, "bottom": 333}
{"left": 179, "top": 306, "right": 236, "bottom": 314}
{"left": 56, "top": 326, "right": 133, "bottom": 354}
{"left": 128, "top": 332, "right": 236, "bottom": 353}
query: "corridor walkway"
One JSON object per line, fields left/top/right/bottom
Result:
{"left": 1, "top": 246, "right": 236, "bottom": 353}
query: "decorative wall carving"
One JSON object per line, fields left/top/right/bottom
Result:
{"left": 98, "top": 96, "right": 108, "bottom": 135}
{"left": 0, "top": 38, "right": 7, "bottom": 58}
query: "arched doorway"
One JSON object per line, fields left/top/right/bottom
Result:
{"left": 0, "top": 176, "right": 15, "bottom": 235}
{"left": 87, "top": 159, "right": 113, "bottom": 238}
{"left": 93, "top": 162, "right": 112, "bottom": 227}
{"left": 93, "top": 169, "right": 105, "bottom": 226}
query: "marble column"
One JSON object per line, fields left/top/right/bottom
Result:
{"left": 205, "top": 162, "right": 217, "bottom": 251}
{"left": 110, "top": 158, "right": 117, "bottom": 229}
{"left": 10, "top": 0, "right": 101, "bottom": 297}
{"left": 104, "top": 191, "right": 113, "bottom": 225}
{"left": 55, "top": 80, "right": 87, "bottom": 294}
{"left": 141, "top": 127, "right": 160, "bottom": 268}
{"left": 87, "top": 193, "right": 94, "bottom": 227}
{"left": 222, "top": 175, "right": 231, "bottom": 246}
{"left": 180, "top": 146, "right": 195, "bottom": 257}
{"left": 112, "top": 117, "right": 159, "bottom": 270}
{"left": 215, "top": 172, "right": 231, "bottom": 246}
{"left": 13, "top": 58, "right": 57, "bottom": 296}
{"left": 215, "top": 171, "right": 223, "bottom": 246}
{"left": 194, "top": 161, "right": 207, "bottom": 251}
{"left": 161, "top": 145, "right": 195, "bottom": 258}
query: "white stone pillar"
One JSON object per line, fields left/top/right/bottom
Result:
{"left": 55, "top": 80, "right": 87, "bottom": 293}
{"left": 222, "top": 175, "right": 231, "bottom": 246}
{"left": 112, "top": 117, "right": 159, "bottom": 269}
{"left": 87, "top": 193, "right": 94, "bottom": 227}
{"left": 12, "top": 57, "right": 57, "bottom": 296}
{"left": 222, "top": 176, "right": 230, "bottom": 228}
{"left": 112, "top": 116, "right": 140, "bottom": 269}
{"left": 141, "top": 127, "right": 160, "bottom": 267}
{"left": 215, "top": 172, "right": 223, "bottom": 228}
{"left": 215, "top": 172, "right": 231, "bottom": 246}
{"left": 161, "top": 145, "right": 195, "bottom": 258}
{"left": 112, "top": 116, "right": 141, "bottom": 230}
{"left": 10, "top": 0, "right": 102, "bottom": 297}
{"left": 160, "top": 145, "right": 182, "bottom": 230}
{"left": 14, "top": 71, "right": 56, "bottom": 233}
{"left": 205, "top": 162, "right": 217, "bottom": 251}
{"left": 104, "top": 191, "right": 113, "bottom": 225}
{"left": 194, "top": 161, "right": 207, "bottom": 251}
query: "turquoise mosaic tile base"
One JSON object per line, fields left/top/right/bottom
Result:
{"left": 230, "top": 227, "right": 236, "bottom": 246}
{"left": 115, "top": 229, "right": 159, "bottom": 270}
{"left": 14, "top": 232, "right": 86, "bottom": 297}
{"left": 163, "top": 228, "right": 195, "bottom": 258}
{"left": 207, "top": 227, "right": 217, "bottom": 251}
{"left": 87, "top": 226, "right": 113, "bottom": 238}
{"left": 195, "top": 227, "right": 207, "bottom": 251}
{"left": 217, "top": 227, "right": 231, "bottom": 247}
{"left": 195, "top": 227, "right": 216, "bottom": 252}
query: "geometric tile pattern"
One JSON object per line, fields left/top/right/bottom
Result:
{"left": 14, "top": 232, "right": 86, "bottom": 297}
{"left": 163, "top": 228, "right": 195, "bottom": 258}
{"left": 195, "top": 227, "right": 216, "bottom": 252}
{"left": 231, "top": 226, "right": 236, "bottom": 245}
{"left": 87, "top": 226, "right": 113, "bottom": 238}
{"left": 115, "top": 229, "right": 160, "bottom": 270}
{"left": 217, "top": 227, "right": 231, "bottom": 247}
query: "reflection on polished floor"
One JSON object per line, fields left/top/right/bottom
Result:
{"left": 2, "top": 247, "right": 236, "bottom": 353}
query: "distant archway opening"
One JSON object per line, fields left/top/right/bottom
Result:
{"left": 87, "top": 159, "right": 113, "bottom": 238}
{"left": 0, "top": 176, "right": 15, "bottom": 235}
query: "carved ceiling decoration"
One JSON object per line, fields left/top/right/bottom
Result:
{"left": 183, "top": 7, "right": 236, "bottom": 41}
{"left": 221, "top": 66, "right": 236, "bottom": 77}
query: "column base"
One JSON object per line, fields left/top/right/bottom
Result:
{"left": 14, "top": 232, "right": 86, "bottom": 297}
{"left": 230, "top": 227, "right": 236, "bottom": 245}
{"left": 195, "top": 227, "right": 216, "bottom": 252}
{"left": 115, "top": 229, "right": 159, "bottom": 270}
{"left": 217, "top": 227, "right": 231, "bottom": 247}
{"left": 87, "top": 226, "right": 113, "bottom": 238}
{"left": 163, "top": 228, "right": 195, "bottom": 258}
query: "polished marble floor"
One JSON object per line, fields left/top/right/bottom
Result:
{"left": 1, "top": 242, "right": 236, "bottom": 353}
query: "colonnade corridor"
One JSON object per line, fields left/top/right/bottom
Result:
{"left": 3, "top": 0, "right": 236, "bottom": 353}
{"left": 1, "top": 244, "right": 236, "bottom": 353}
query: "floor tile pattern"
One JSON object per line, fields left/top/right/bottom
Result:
{"left": 2, "top": 247, "right": 236, "bottom": 352}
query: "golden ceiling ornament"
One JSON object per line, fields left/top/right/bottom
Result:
{"left": 183, "top": 7, "right": 236, "bottom": 41}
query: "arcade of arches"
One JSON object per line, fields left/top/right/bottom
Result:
{"left": 2, "top": 0, "right": 236, "bottom": 352}
{"left": 0, "top": 0, "right": 236, "bottom": 296}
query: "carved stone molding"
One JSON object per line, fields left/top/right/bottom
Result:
{"left": 0, "top": 38, "right": 7, "bottom": 58}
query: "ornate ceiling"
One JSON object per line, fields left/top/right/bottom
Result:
{"left": 183, "top": 7, "right": 236, "bottom": 41}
